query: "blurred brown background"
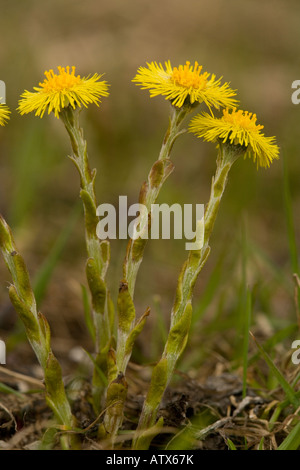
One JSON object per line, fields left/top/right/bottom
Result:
{"left": 0, "top": 0, "right": 299, "bottom": 363}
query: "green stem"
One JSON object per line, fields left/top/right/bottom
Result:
{"left": 133, "top": 143, "right": 244, "bottom": 449}
{"left": 124, "top": 104, "right": 190, "bottom": 299}
{"left": 60, "top": 106, "right": 112, "bottom": 410}
{"left": 0, "top": 215, "right": 77, "bottom": 448}
{"left": 102, "top": 104, "right": 192, "bottom": 441}
{"left": 119, "top": 105, "right": 191, "bottom": 373}
{"left": 60, "top": 107, "right": 111, "bottom": 348}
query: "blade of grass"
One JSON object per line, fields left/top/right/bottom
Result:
{"left": 227, "top": 438, "right": 237, "bottom": 450}
{"left": 269, "top": 401, "right": 289, "bottom": 428}
{"left": 166, "top": 408, "right": 217, "bottom": 450}
{"left": 258, "top": 437, "right": 265, "bottom": 450}
{"left": 33, "top": 202, "right": 81, "bottom": 306}
{"left": 250, "top": 332, "right": 300, "bottom": 408}
{"left": 249, "top": 240, "right": 292, "bottom": 292}
{"left": 292, "top": 369, "right": 300, "bottom": 388}
{"left": 248, "top": 323, "right": 298, "bottom": 366}
{"left": 150, "top": 295, "right": 168, "bottom": 360}
{"left": 0, "top": 382, "right": 24, "bottom": 398}
{"left": 9, "top": 123, "right": 60, "bottom": 228}
{"left": 239, "top": 218, "right": 249, "bottom": 368}
{"left": 282, "top": 150, "right": 299, "bottom": 275}
{"left": 282, "top": 150, "right": 300, "bottom": 322}
{"left": 277, "top": 419, "right": 300, "bottom": 450}
{"left": 153, "top": 295, "right": 168, "bottom": 343}
{"left": 84, "top": 350, "right": 108, "bottom": 388}
{"left": 293, "top": 274, "right": 300, "bottom": 328}
{"left": 191, "top": 249, "right": 226, "bottom": 327}
{"left": 81, "top": 284, "right": 96, "bottom": 343}
{"left": 242, "top": 289, "right": 252, "bottom": 398}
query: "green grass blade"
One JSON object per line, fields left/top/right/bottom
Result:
{"left": 84, "top": 349, "right": 108, "bottom": 387}
{"left": 277, "top": 420, "right": 300, "bottom": 450}
{"left": 0, "top": 381, "right": 24, "bottom": 398}
{"left": 191, "top": 250, "right": 226, "bottom": 327}
{"left": 251, "top": 332, "right": 300, "bottom": 408}
{"left": 227, "top": 438, "right": 237, "bottom": 450}
{"left": 282, "top": 150, "right": 299, "bottom": 275}
{"left": 81, "top": 284, "right": 96, "bottom": 343}
{"left": 249, "top": 240, "right": 292, "bottom": 292}
{"left": 258, "top": 437, "right": 265, "bottom": 450}
{"left": 148, "top": 295, "right": 169, "bottom": 362}
{"left": 153, "top": 295, "right": 168, "bottom": 343}
{"left": 9, "top": 123, "right": 61, "bottom": 228}
{"left": 242, "top": 289, "right": 251, "bottom": 398}
{"left": 292, "top": 369, "right": 300, "bottom": 388}
{"left": 248, "top": 323, "right": 298, "bottom": 366}
{"left": 33, "top": 202, "right": 81, "bottom": 306}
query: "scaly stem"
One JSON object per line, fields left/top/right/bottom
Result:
{"left": 124, "top": 105, "right": 190, "bottom": 298}
{"left": 101, "top": 104, "right": 192, "bottom": 442}
{"left": 0, "top": 216, "right": 77, "bottom": 448}
{"left": 60, "top": 107, "right": 112, "bottom": 408}
{"left": 119, "top": 105, "right": 191, "bottom": 374}
{"left": 133, "top": 143, "right": 244, "bottom": 449}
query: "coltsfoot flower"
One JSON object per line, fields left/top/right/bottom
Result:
{"left": 18, "top": 66, "right": 109, "bottom": 119}
{"left": 189, "top": 107, "right": 279, "bottom": 168}
{"left": 0, "top": 103, "right": 10, "bottom": 126}
{"left": 132, "top": 60, "right": 237, "bottom": 109}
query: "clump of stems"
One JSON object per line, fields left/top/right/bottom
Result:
{"left": 60, "top": 106, "right": 113, "bottom": 409}
{"left": 101, "top": 104, "right": 193, "bottom": 440}
{"left": 0, "top": 62, "right": 278, "bottom": 451}
{"left": 133, "top": 143, "right": 245, "bottom": 449}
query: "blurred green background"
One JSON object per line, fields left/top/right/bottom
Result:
{"left": 0, "top": 0, "right": 299, "bottom": 367}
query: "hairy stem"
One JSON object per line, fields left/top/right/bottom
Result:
{"left": 102, "top": 104, "right": 192, "bottom": 441}
{"left": 0, "top": 216, "right": 77, "bottom": 448}
{"left": 60, "top": 107, "right": 112, "bottom": 408}
{"left": 124, "top": 105, "right": 190, "bottom": 298}
{"left": 133, "top": 143, "right": 244, "bottom": 449}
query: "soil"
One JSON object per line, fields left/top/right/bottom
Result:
{"left": 0, "top": 354, "right": 288, "bottom": 450}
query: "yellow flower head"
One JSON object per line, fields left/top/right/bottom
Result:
{"left": 0, "top": 103, "right": 10, "bottom": 126}
{"left": 132, "top": 60, "right": 237, "bottom": 109}
{"left": 18, "top": 66, "right": 109, "bottom": 119}
{"left": 189, "top": 108, "right": 279, "bottom": 168}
